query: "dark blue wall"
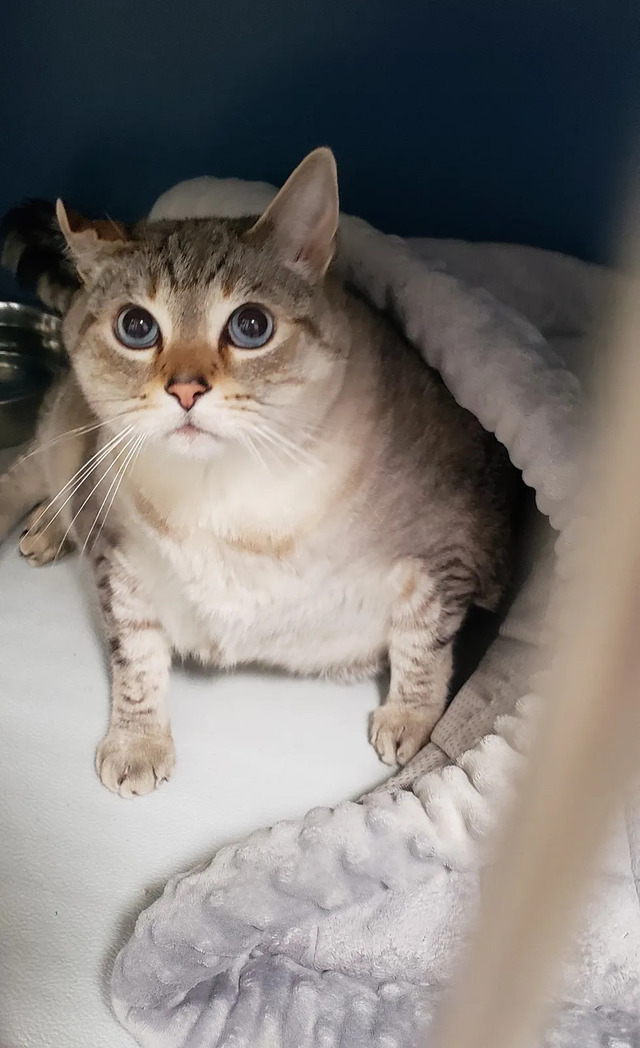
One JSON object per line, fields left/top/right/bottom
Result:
{"left": 1, "top": 0, "right": 638, "bottom": 301}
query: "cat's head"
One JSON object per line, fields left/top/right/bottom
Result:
{"left": 58, "top": 148, "right": 344, "bottom": 461}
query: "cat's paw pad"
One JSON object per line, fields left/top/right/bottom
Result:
{"left": 96, "top": 730, "right": 175, "bottom": 798}
{"left": 19, "top": 505, "right": 72, "bottom": 566}
{"left": 369, "top": 706, "right": 439, "bottom": 766}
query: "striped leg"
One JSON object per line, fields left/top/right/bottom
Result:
{"left": 370, "top": 555, "right": 476, "bottom": 766}
{"left": 92, "top": 544, "right": 174, "bottom": 798}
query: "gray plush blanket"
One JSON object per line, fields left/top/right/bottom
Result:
{"left": 111, "top": 178, "right": 640, "bottom": 1047}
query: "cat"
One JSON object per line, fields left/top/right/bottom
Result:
{"left": 0, "top": 148, "right": 514, "bottom": 797}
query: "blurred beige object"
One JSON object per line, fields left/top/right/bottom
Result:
{"left": 431, "top": 200, "right": 640, "bottom": 1048}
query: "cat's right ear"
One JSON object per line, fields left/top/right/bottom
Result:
{"left": 55, "top": 200, "right": 129, "bottom": 283}
{"left": 246, "top": 148, "right": 339, "bottom": 281}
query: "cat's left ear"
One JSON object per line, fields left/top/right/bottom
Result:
{"left": 55, "top": 200, "right": 130, "bottom": 283}
{"left": 246, "top": 148, "right": 339, "bottom": 281}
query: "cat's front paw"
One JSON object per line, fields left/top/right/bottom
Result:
{"left": 369, "top": 705, "right": 439, "bottom": 766}
{"left": 19, "top": 503, "right": 73, "bottom": 566}
{"left": 96, "top": 730, "right": 175, "bottom": 798}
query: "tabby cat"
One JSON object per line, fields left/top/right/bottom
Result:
{"left": 0, "top": 149, "right": 513, "bottom": 796}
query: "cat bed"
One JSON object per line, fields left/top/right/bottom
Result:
{"left": 108, "top": 179, "right": 640, "bottom": 1047}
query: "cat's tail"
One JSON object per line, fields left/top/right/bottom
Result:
{"left": 1, "top": 199, "right": 80, "bottom": 313}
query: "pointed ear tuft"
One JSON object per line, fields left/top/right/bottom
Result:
{"left": 246, "top": 148, "right": 339, "bottom": 281}
{"left": 55, "top": 199, "right": 76, "bottom": 242}
{"left": 55, "top": 199, "right": 129, "bottom": 282}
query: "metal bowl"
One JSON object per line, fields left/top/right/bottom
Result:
{"left": 0, "top": 302, "right": 65, "bottom": 448}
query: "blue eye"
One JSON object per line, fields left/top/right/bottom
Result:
{"left": 227, "top": 304, "right": 274, "bottom": 349}
{"left": 115, "top": 306, "right": 160, "bottom": 349}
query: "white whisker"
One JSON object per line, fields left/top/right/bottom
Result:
{"left": 255, "top": 402, "right": 320, "bottom": 437}
{"left": 21, "top": 412, "right": 133, "bottom": 463}
{"left": 25, "top": 426, "right": 134, "bottom": 538}
{"left": 249, "top": 427, "right": 294, "bottom": 468}
{"left": 250, "top": 427, "right": 303, "bottom": 470}
{"left": 263, "top": 424, "right": 317, "bottom": 461}
{"left": 55, "top": 434, "right": 138, "bottom": 558}
{"left": 252, "top": 423, "right": 319, "bottom": 470}
{"left": 239, "top": 432, "right": 271, "bottom": 474}
{"left": 86, "top": 434, "right": 146, "bottom": 555}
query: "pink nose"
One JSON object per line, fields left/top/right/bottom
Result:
{"left": 165, "top": 378, "right": 209, "bottom": 411}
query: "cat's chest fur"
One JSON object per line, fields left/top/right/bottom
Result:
{"left": 121, "top": 449, "right": 394, "bottom": 676}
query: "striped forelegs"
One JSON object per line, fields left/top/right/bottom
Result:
{"left": 92, "top": 545, "right": 174, "bottom": 798}
{"left": 370, "top": 556, "right": 476, "bottom": 766}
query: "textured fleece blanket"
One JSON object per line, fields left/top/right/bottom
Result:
{"left": 111, "top": 178, "right": 640, "bottom": 1047}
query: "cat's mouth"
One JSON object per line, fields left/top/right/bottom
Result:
{"left": 169, "top": 422, "right": 221, "bottom": 448}
{"left": 175, "top": 423, "right": 203, "bottom": 437}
